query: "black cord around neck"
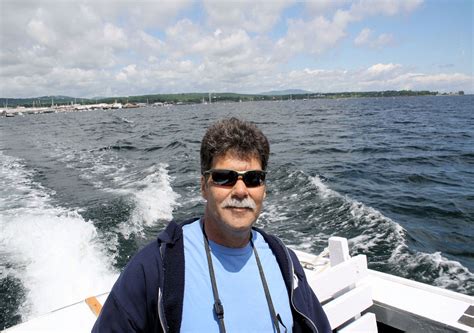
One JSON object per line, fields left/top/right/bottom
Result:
{"left": 202, "top": 222, "right": 282, "bottom": 333}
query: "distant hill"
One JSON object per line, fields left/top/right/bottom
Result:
{"left": 259, "top": 89, "right": 314, "bottom": 96}
{"left": 0, "top": 95, "right": 90, "bottom": 107}
{"left": 1, "top": 90, "right": 440, "bottom": 108}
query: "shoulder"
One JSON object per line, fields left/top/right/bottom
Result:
{"left": 124, "top": 216, "right": 201, "bottom": 279}
{"left": 113, "top": 240, "right": 162, "bottom": 299}
{"left": 253, "top": 228, "right": 308, "bottom": 282}
{"left": 253, "top": 227, "right": 289, "bottom": 260}
{"left": 94, "top": 240, "right": 163, "bottom": 332}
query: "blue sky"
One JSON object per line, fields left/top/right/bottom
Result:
{"left": 0, "top": 0, "right": 472, "bottom": 98}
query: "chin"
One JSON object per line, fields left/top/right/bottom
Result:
{"left": 222, "top": 217, "right": 255, "bottom": 233}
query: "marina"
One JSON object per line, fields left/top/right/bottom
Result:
{"left": 0, "top": 102, "right": 141, "bottom": 117}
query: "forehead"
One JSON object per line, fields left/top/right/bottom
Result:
{"left": 212, "top": 151, "right": 262, "bottom": 170}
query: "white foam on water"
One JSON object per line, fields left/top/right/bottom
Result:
{"left": 311, "top": 174, "right": 473, "bottom": 292}
{"left": 53, "top": 145, "right": 131, "bottom": 189}
{"left": 49, "top": 142, "right": 181, "bottom": 239}
{"left": 115, "top": 164, "right": 180, "bottom": 238}
{"left": 0, "top": 153, "right": 118, "bottom": 320}
{"left": 389, "top": 242, "right": 474, "bottom": 294}
{"left": 348, "top": 200, "right": 406, "bottom": 249}
{"left": 310, "top": 175, "right": 339, "bottom": 199}
{"left": 311, "top": 175, "right": 406, "bottom": 241}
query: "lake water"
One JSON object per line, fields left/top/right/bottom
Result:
{"left": 1, "top": 95, "right": 473, "bottom": 329}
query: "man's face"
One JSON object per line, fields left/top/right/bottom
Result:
{"left": 201, "top": 152, "right": 266, "bottom": 243}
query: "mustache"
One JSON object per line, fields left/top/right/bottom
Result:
{"left": 221, "top": 197, "right": 257, "bottom": 209}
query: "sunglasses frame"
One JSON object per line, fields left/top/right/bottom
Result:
{"left": 203, "top": 169, "right": 267, "bottom": 187}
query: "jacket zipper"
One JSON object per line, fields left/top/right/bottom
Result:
{"left": 157, "top": 287, "right": 167, "bottom": 332}
{"left": 280, "top": 241, "right": 320, "bottom": 333}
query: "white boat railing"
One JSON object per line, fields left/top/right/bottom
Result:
{"left": 294, "top": 237, "right": 378, "bottom": 332}
{"left": 4, "top": 236, "right": 474, "bottom": 332}
{"left": 295, "top": 236, "right": 474, "bottom": 333}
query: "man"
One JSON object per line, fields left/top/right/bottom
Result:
{"left": 93, "top": 118, "right": 330, "bottom": 332}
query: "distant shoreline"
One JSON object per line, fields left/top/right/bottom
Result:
{"left": 0, "top": 90, "right": 468, "bottom": 117}
{"left": 1, "top": 90, "right": 460, "bottom": 107}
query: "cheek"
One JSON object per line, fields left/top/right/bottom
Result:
{"left": 252, "top": 189, "right": 266, "bottom": 204}
{"left": 207, "top": 188, "right": 229, "bottom": 206}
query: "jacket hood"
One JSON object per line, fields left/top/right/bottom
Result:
{"left": 157, "top": 217, "right": 200, "bottom": 245}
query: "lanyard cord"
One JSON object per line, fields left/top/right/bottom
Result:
{"left": 202, "top": 226, "right": 281, "bottom": 333}
{"left": 251, "top": 237, "right": 281, "bottom": 333}
{"left": 203, "top": 231, "right": 226, "bottom": 333}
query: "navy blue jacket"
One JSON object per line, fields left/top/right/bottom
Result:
{"left": 92, "top": 218, "right": 331, "bottom": 332}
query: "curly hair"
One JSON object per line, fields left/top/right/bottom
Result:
{"left": 200, "top": 118, "right": 270, "bottom": 174}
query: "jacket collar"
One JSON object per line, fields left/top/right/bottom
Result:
{"left": 157, "top": 217, "right": 199, "bottom": 245}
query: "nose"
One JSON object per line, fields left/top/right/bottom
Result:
{"left": 231, "top": 176, "right": 249, "bottom": 198}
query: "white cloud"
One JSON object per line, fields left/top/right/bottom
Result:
{"left": 203, "top": 0, "right": 294, "bottom": 33}
{"left": 367, "top": 63, "right": 402, "bottom": 75}
{"left": 193, "top": 29, "right": 251, "bottom": 57}
{"left": 276, "top": 15, "right": 347, "bottom": 59}
{"left": 269, "top": 64, "right": 472, "bottom": 93}
{"left": 82, "top": 0, "right": 193, "bottom": 29}
{"left": 305, "top": 0, "right": 349, "bottom": 15}
{"left": 137, "top": 31, "right": 166, "bottom": 54}
{"left": 26, "top": 19, "right": 56, "bottom": 45}
{"left": 103, "top": 23, "right": 127, "bottom": 48}
{"left": 276, "top": 0, "right": 418, "bottom": 59}
{"left": 391, "top": 72, "right": 473, "bottom": 91}
{"left": 116, "top": 64, "right": 138, "bottom": 82}
{"left": 350, "top": 0, "right": 424, "bottom": 19}
{"left": 126, "top": 0, "right": 193, "bottom": 29}
{"left": 160, "top": 19, "right": 276, "bottom": 89}
{"left": 1, "top": 0, "right": 472, "bottom": 98}
{"left": 355, "top": 28, "right": 394, "bottom": 48}
{"left": 354, "top": 28, "right": 372, "bottom": 45}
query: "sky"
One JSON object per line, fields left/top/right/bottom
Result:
{"left": 0, "top": 0, "right": 472, "bottom": 98}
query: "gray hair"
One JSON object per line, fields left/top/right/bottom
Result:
{"left": 200, "top": 118, "right": 270, "bottom": 174}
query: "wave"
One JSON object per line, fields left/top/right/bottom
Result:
{"left": 310, "top": 175, "right": 406, "bottom": 253}
{"left": 0, "top": 152, "right": 118, "bottom": 321}
{"left": 101, "top": 144, "right": 138, "bottom": 151}
{"left": 260, "top": 167, "right": 472, "bottom": 295}
{"left": 54, "top": 144, "right": 131, "bottom": 189}
{"left": 310, "top": 175, "right": 473, "bottom": 294}
{"left": 165, "top": 140, "right": 188, "bottom": 150}
{"left": 50, "top": 142, "right": 181, "bottom": 239}
{"left": 111, "top": 164, "right": 180, "bottom": 239}
{"left": 144, "top": 145, "right": 163, "bottom": 152}
{"left": 391, "top": 247, "right": 474, "bottom": 294}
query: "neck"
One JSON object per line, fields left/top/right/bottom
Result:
{"left": 202, "top": 216, "right": 251, "bottom": 248}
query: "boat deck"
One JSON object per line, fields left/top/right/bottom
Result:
{"left": 3, "top": 244, "right": 473, "bottom": 332}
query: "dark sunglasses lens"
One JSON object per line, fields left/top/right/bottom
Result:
{"left": 243, "top": 171, "right": 266, "bottom": 187}
{"left": 211, "top": 170, "right": 237, "bottom": 185}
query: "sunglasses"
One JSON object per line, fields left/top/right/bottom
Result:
{"left": 203, "top": 169, "right": 266, "bottom": 187}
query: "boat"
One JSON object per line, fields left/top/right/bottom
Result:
{"left": 3, "top": 237, "right": 473, "bottom": 332}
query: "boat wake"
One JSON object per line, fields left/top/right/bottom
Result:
{"left": 310, "top": 174, "right": 474, "bottom": 295}
{"left": 110, "top": 164, "right": 180, "bottom": 239}
{"left": 0, "top": 152, "right": 118, "bottom": 323}
{"left": 260, "top": 167, "right": 473, "bottom": 295}
{"left": 51, "top": 143, "right": 181, "bottom": 239}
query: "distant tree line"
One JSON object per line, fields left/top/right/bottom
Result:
{"left": 0, "top": 90, "right": 447, "bottom": 108}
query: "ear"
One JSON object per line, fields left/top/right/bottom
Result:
{"left": 201, "top": 175, "right": 208, "bottom": 200}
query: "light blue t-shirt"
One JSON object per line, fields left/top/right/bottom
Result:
{"left": 181, "top": 220, "right": 293, "bottom": 332}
